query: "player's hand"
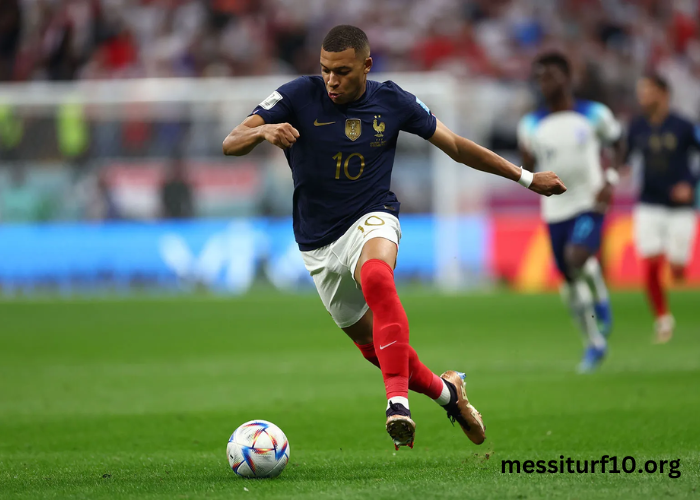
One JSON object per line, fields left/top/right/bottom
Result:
{"left": 262, "top": 123, "right": 300, "bottom": 149}
{"left": 594, "top": 183, "right": 614, "bottom": 213}
{"left": 529, "top": 171, "right": 567, "bottom": 197}
{"left": 670, "top": 182, "right": 693, "bottom": 204}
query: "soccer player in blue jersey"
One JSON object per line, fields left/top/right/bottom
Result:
{"left": 518, "top": 53, "right": 625, "bottom": 373}
{"left": 223, "top": 25, "right": 565, "bottom": 449}
{"left": 626, "top": 74, "right": 700, "bottom": 343}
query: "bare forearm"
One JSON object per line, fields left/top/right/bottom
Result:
{"left": 451, "top": 136, "right": 522, "bottom": 181}
{"left": 429, "top": 119, "right": 565, "bottom": 196}
{"left": 223, "top": 125, "right": 266, "bottom": 156}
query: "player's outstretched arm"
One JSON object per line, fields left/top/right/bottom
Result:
{"left": 223, "top": 114, "right": 299, "bottom": 156}
{"left": 429, "top": 119, "right": 566, "bottom": 196}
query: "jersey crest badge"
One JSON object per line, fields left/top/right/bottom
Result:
{"left": 371, "top": 115, "right": 387, "bottom": 148}
{"left": 345, "top": 119, "right": 361, "bottom": 141}
{"left": 663, "top": 133, "right": 677, "bottom": 150}
{"left": 373, "top": 115, "right": 385, "bottom": 138}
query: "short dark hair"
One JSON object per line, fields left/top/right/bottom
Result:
{"left": 644, "top": 73, "right": 670, "bottom": 93}
{"left": 322, "top": 25, "right": 370, "bottom": 57}
{"left": 533, "top": 52, "right": 571, "bottom": 77}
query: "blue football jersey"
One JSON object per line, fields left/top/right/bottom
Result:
{"left": 626, "top": 112, "right": 700, "bottom": 207}
{"left": 250, "top": 76, "right": 437, "bottom": 250}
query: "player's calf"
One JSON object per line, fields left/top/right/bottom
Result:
{"left": 670, "top": 263, "right": 687, "bottom": 283}
{"left": 584, "top": 257, "right": 613, "bottom": 337}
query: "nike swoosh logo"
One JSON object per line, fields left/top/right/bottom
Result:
{"left": 314, "top": 119, "right": 336, "bottom": 126}
{"left": 379, "top": 341, "right": 397, "bottom": 350}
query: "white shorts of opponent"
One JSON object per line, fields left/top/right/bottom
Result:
{"left": 301, "top": 211, "right": 401, "bottom": 328}
{"left": 633, "top": 203, "right": 698, "bottom": 265}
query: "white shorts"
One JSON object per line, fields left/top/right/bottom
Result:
{"left": 633, "top": 204, "right": 698, "bottom": 265}
{"left": 301, "top": 212, "right": 401, "bottom": 328}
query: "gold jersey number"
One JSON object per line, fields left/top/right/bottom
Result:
{"left": 333, "top": 152, "right": 365, "bottom": 181}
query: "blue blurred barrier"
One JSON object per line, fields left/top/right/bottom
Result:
{"left": 0, "top": 216, "right": 488, "bottom": 294}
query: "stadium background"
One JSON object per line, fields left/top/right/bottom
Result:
{"left": 2, "top": 2, "right": 700, "bottom": 499}
{"left": 0, "top": 0, "right": 699, "bottom": 293}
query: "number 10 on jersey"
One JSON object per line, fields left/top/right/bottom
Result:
{"left": 333, "top": 152, "right": 366, "bottom": 181}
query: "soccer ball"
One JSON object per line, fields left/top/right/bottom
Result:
{"left": 227, "top": 420, "right": 290, "bottom": 479}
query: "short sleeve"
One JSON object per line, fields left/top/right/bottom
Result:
{"left": 250, "top": 77, "right": 310, "bottom": 124}
{"left": 391, "top": 83, "right": 437, "bottom": 139}
{"left": 517, "top": 114, "right": 538, "bottom": 154}
{"left": 590, "top": 102, "right": 622, "bottom": 143}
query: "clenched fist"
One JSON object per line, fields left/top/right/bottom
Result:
{"left": 530, "top": 171, "right": 567, "bottom": 197}
{"left": 262, "top": 123, "right": 300, "bottom": 149}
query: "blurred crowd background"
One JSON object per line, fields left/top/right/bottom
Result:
{"left": 2, "top": 0, "right": 700, "bottom": 100}
{"left": 1, "top": 0, "right": 699, "bottom": 293}
{"left": 0, "top": 0, "right": 699, "bottom": 223}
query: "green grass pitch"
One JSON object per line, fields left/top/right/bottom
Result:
{"left": 1, "top": 290, "right": 699, "bottom": 499}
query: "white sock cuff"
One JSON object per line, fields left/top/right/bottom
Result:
{"left": 387, "top": 396, "right": 409, "bottom": 410}
{"left": 434, "top": 379, "right": 452, "bottom": 406}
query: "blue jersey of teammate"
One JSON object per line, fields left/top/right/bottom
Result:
{"left": 251, "top": 76, "right": 437, "bottom": 250}
{"left": 626, "top": 112, "right": 700, "bottom": 207}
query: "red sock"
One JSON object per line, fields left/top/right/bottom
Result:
{"left": 408, "top": 346, "right": 445, "bottom": 399}
{"left": 644, "top": 256, "right": 668, "bottom": 318}
{"left": 361, "top": 259, "right": 445, "bottom": 401}
{"left": 361, "top": 259, "right": 410, "bottom": 400}
{"left": 354, "top": 341, "right": 444, "bottom": 400}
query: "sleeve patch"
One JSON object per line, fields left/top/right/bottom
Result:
{"left": 259, "top": 91, "right": 283, "bottom": 110}
{"left": 415, "top": 97, "right": 430, "bottom": 114}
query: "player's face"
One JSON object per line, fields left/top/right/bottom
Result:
{"left": 320, "top": 48, "right": 372, "bottom": 105}
{"left": 534, "top": 64, "right": 568, "bottom": 100}
{"left": 636, "top": 78, "right": 665, "bottom": 113}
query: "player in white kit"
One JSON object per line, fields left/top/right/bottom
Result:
{"left": 518, "top": 53, "right": 625, "bottom": 372}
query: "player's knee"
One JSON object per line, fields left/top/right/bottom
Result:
{"left": 352, "top": 331, "right": 374, "bottom": 345}
{"left": 670, "top": 264, "right": 686, "bottom": 282}
{"left": 564, "top": 246, "right": 589, "bottom": 275}
{"left": 360, "top": 259, "right": 394, "bottom": 292}
{"left": 343, "top": 312, "right": 374, "bottom": 345}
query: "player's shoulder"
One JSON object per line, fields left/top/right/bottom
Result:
{"left": 627, "top": 114, "right": 645, "bottom": 127}
{"left": 574, "top": 100, "right": 614, "bottom": 121}
{"left": 370, "top": 80, "right": 425, "bottom": 108}
{"left": 276, "top": 75, "right": 324, "bottom": 99}
{"left": 624, "top": 115, "right": 642, "bottom": 137}
{"left": 667, "top": 112, "right": 700, "bottom": 143}
{"left": 372, "top": 79, "right": 406, "bottom": 96}
{"left": 668, "top": 112, "right": 695, "bottom": 129}
{"left": 518, "top": 107, "right": 549, "bottom": 131}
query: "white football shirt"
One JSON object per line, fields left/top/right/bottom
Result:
{"left": 517, "top": 101, "right": 621, "bottom": 223}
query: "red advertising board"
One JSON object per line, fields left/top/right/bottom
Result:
{"left": 490, "top": 214, "right": 700, "bottom": 291}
